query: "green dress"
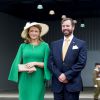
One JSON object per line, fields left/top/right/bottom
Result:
{"left": 8, "top": 41, "right": 51, "bottom": 100}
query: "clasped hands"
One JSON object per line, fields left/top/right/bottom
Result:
{"left": 25, "top": 62, "right": 37, "bottom": 73}
{"left": 58, "top": 73, "right": 68, "bottom": 83}
{"left": 18, "top": 62, "right": 36, "bottom": 73}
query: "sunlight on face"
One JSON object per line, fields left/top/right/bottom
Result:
{"left": 28, "top": 26, "right": 40, "bottom": 40}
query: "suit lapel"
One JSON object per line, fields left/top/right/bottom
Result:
{"left": 58, "top": 39, "right": 63, "bottom": 62}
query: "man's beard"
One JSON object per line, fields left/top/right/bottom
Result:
{"left": 63, "top": 30, "right": 72, "bottom": 36}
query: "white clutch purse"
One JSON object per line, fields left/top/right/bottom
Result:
{"left": 18, "top": 64, "right": 36, "bottom": 72}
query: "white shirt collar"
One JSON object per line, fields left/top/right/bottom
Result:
{"left": 64, "top": 34, "right": 74, "bottom": 42}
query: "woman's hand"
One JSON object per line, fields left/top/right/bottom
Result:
{"left": 25, "top": 62, "right": 37, "bottom": 73}
{"left": 25, "top": 62, "right": 35, "bottom": 69}
{"left": 27, "top": 67, "right": 36, "bottom": 73}
{"left": 25, "top": 62, "right": 44, "bottom": 68}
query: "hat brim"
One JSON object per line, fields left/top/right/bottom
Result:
{"left": 21, "top": 22, "right": 49, "bottom": 39}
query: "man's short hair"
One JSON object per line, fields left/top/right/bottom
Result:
{"left": 95, "top": 63, "right": 100, "bottom": 66}
{"left": 61, "top": 17, "right": 77, "bottom": 27}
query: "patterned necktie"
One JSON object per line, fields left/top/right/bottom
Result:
{"left": 62, "top": 38, "right": 70, "bottom": 61}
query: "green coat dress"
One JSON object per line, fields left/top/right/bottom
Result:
{"left": 8, "top": 42, "right": 51, "bottom": 100}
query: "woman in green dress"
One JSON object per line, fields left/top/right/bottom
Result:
{"left": 8, "top": 22, "right": 51, "bottom": 100}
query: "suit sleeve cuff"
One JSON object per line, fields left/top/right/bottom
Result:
{"left": 56, "top": 72, "right": 61, "bottom": 78}
{"left": 64, "top": 70, "right": 73, "bottom": 80}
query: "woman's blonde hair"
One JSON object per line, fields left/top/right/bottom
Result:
{"left": 23, "top": 25, "right": 43, "bottom": 43}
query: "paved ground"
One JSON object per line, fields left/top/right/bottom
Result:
{"left": 0, "top": 98, "right": 95, "bottom": 100}
{"left": 0, "top": 88, "right": 98, "bottom": 100}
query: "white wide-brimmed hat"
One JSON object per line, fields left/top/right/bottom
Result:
{"left": 21, "top": 22, "right": 49, "bottom": 39}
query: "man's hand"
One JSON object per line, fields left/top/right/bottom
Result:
{"left": 63, "top": 79, "right": 69, "bottom": 83}
{"left": 58, "top": 73, "right": 66, "bottom": 82}
{"left": 58, "top": 73, "right": 69, "bottom": 83}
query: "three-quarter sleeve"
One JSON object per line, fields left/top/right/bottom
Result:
{"left": 44, "top": 44, "right": 51, "bottom": 80}
{"left": 8, "top": 44, "right": 23, "bottom": 83}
